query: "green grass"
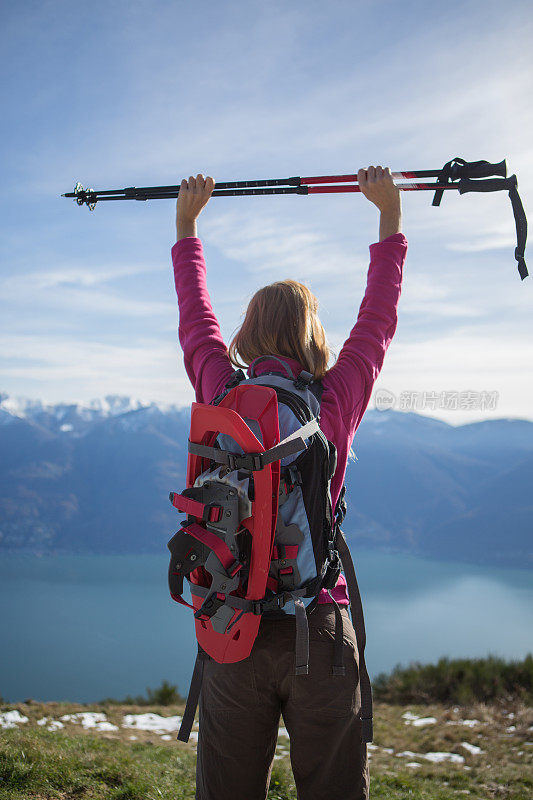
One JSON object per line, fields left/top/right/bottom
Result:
{"left": 0, "top": 726, "right": 196, "bottom": 800}
{"left": 1, "top": 699, "right": 532, "bottom": 799}
{"left": 0, "top": 716, "right": 295, "bottom": 800}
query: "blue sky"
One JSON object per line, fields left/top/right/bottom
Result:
{"left": 1, "top": 0, "right": 532, "bottom": 423}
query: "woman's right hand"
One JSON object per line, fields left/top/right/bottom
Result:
{"left": 357, "top": 166, "right": 400, "bottom": 212}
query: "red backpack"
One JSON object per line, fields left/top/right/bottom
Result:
{"left": 168, "top": 358, "right": 373, "bottom": 743}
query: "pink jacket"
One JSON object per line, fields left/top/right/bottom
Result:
{"left": 172, "top": 232, "right": 408, "bottom": 605}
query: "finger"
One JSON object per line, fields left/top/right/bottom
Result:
{"left": 357, "top": 168, "right": 367, "bottom": 187}
{"left": 189, "top": 175, "right": 196, "bottom": 191}
{"left": 205, "top": 175, "right": 215, "bottom": 193}
{"left": 368, "top": 165, "right": 376, "bottom": 182}
{"left": 376, "top": 165, "right": 384, "bottom": 178}
{"left": 196, "top": 173, "right": 205, "bottom": 189}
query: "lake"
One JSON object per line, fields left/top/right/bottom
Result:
{"left": 1, "top": 550, "right": 532, "bottom": 703}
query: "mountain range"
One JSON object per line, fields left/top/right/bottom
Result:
{"left": 1, "top": 392, "right": 531, "bottom": 567}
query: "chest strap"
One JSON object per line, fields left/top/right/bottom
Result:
{"left": 188, "top": 419, "right": 320, "bottom": 472}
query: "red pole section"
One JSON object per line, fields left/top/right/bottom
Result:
{"left": 307, "top": 182, "right": 441, "bottom": 194}
{"left": 301, "top": 172, "right": 417, "bottom": 185}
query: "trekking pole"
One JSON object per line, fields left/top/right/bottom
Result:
{"left": 62, "top": 157, "right": 527, "bottom": 279}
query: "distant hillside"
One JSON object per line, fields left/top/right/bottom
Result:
{"left": 0, "top": 392, "right": 532, "bottom": 567}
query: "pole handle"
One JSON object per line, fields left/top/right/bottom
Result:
{"left": 454, "top": 159, "right": 507, "bottom": 179}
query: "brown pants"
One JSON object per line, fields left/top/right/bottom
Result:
{"left": 196, "top": 603, "right": 369, "bottom": 800}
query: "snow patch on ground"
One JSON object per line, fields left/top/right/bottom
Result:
{"left": 424, "top": 751, "right": 465, "bottom": 764}
{"left": 60, "top": 712, "right": 118, "bottom": 731}
{"left": 401, "top": 711, "right": 437, "bottom": 727}
{"left": 122, "top": 713, "right": 181, "bottom": 734}
{"left": 397, "top": 749, "right": 466, "bottom": 765}
{"left": 37, "top": 717, "right": 65, "bottom": 731}
{"left": 460, "top": 741, "right": 483, "bottom": 755}
{"left": 0, "top": 710, "right": 29, "bottom": 728}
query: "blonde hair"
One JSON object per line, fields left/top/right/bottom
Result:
{"left": 228, "top": 280, "right": 330, "bottom": 380}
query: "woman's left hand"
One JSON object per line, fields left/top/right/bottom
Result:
{"left": 176, "top": 174, "right": 215, "bottom": 225}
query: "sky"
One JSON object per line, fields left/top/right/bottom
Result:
{"left": 1, "top": 0, "right": 532, "bottom": 425}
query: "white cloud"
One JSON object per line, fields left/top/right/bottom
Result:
{"left": 203, "top": 210, "right": 367, "bottom": 280}
{"left": 2, "top": 262, "right": 164, "bottom": 291}
{"left": 2, "top": 0, "right": 532, "bottom": 418}
{"left": 1, "top": 265, "right": 172, "bottom": 318}
{"left": 0, "top": 333, "right": 193, "bottom": 406}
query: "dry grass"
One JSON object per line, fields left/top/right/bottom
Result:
{"left": 1, "top": 699, "right": 532, "bottom": 799}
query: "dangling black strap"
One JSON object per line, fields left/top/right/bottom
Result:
{"left": 294, "top": 597, "right": 310, "bottom": 675}
{"left": 177, "top": 646, "right": 207, "bottom": 743}
{"left": 336, "top": 530, "right": 373, "bottom": 744}
{"left": 457, "top": 174, "right": 528, "bottom": 280}
{"left": 327, "top": 591, "right": 346, "bottom": 676}
{"left": 508, "top": 180, "right": 528, "bottom": 280}
{"left": 431, "top": 159, "right": 528, "bottom": 280}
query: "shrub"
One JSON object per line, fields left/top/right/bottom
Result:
{"left": 372, "top": 653, "right": 533, "bottom": 705}
{"left": 101, "top": 680, "right": 185, "bottom": 706}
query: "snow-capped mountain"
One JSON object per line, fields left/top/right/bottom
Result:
{"left": 0, "top": 392, "right": 532, "bottom": 566}
{"left": 0, "top": 393, "right": 184, "bottom": 436}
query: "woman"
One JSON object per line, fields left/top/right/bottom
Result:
{"left": 172, "top": 167, "right": 407, "bottom": 800}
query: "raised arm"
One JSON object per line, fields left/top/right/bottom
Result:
{"left": 173, "top": 174, "right": 234, "bottom": 403}
{"left": 322, "top": 166, "right": 407, "bottom": 437}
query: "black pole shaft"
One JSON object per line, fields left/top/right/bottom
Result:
{"left": 66, "top": 182, "right": 472, "bottom": 205}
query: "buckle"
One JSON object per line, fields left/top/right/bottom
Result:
{"left": 202, "top": 503, "right": 222, "bottom": 523}
{"left": 194, "top": 592, "right": 226, "bottom": 621}
{"left": 293, "top": 370, "right": 313, "bottom": 390}
{"left": 252, "top": 592, "right": 289, "bottom": 615}
{"left": 227, "top": 452, "right": 264, "bottom": 472}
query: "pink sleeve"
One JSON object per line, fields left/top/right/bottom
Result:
{"left": 322, "top": 232, "right": 407, "bottom": 437}
{"left": 172, "top": 237, "right": 234, "bottom": 403}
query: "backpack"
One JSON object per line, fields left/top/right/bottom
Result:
{"left": 168, "top": 356, "right": 373, "bottom": 743}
